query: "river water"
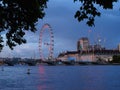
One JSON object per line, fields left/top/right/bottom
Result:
{"left": 0, "top": 65, "right": 120, "bottom": 90}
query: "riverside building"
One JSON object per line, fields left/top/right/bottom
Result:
{"left": 58, "top": 37, "right": 120, "bottom": 62}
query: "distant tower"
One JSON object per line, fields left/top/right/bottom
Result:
{"left": 118, "top": 44, "right": 120, "bottom": 52}
{"left": 77, "top": 37, "right": 89, "bottom": 51}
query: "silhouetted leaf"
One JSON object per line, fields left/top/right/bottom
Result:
{"left": 74, "top": 0, "right": 118, "bottom": 27}
{"left": 0, "top": 0, "right": 48, "bottom": 50}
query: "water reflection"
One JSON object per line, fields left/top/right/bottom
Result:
{"left": 38, "top": 65, "right": 47, "bottom": 90}
{"left": 70, "top": 66, "right": 120, "bottom": 90}
{"left": 79, "top": 66, "right": 107, "bottom": 90}
{"left": 0, "top": 65, "right": 120, "bottom": 90}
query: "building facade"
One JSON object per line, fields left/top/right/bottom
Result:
{"left": 77, "top": 37, "right": 89, "bottom": 51}
{"left": 58, "top": 37, "right": 120, "bottom": 62}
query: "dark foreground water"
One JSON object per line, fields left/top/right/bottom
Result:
{"left": 0, "top": 65, "right": 120, "bottom": 90}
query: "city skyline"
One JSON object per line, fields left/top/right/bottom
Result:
{"left": 0, "top": 0, "right": 120, "bottom": 58}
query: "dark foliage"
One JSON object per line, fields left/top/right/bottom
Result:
{"left": 74, "top": 0, "right": 118, "bottom": 26}
{"left": 0, "top": 0, "right": 48, "bottom": 50}
{"left": 111, "top": 55, "right": 120, "bottom": 63}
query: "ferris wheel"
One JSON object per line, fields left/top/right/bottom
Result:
{"left": 39, "top": 23, "right": 54, "bottom": 60}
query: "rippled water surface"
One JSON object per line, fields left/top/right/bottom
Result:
{"left": 0, "top": 65, "right": 120, "bottom": 90}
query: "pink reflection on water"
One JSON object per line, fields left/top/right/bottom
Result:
{"left": 38, "top": 65, "right": 47, "bottom": 90}
{"left": 38, "top": 85, "right": 47, "bottom": 90}
{"left": 39, "top": 65, "right": 45, "bottom": 75}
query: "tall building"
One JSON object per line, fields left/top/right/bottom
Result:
{"left": 118, "top": 44, "right": 120, "bottom": 52}
{"left": 77, "top": 37, "right": 89, "bottom": 51}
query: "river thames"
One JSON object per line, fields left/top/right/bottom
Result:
{"left": 0, "top": 65, "right": 120, "bottom": 90}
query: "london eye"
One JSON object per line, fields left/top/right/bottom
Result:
{"left": 39, "top": 23, "right": 54, "bottom": 60}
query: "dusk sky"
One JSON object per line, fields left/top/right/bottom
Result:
{"left": 0, "top": 0, "right": 120, "bottom": 58}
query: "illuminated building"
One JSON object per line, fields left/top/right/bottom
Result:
{"left": 58, "top": 37, "right": 120, "bottom": 62}
{"left": 77, "top": 37, "right": 89, "bottom": 51}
